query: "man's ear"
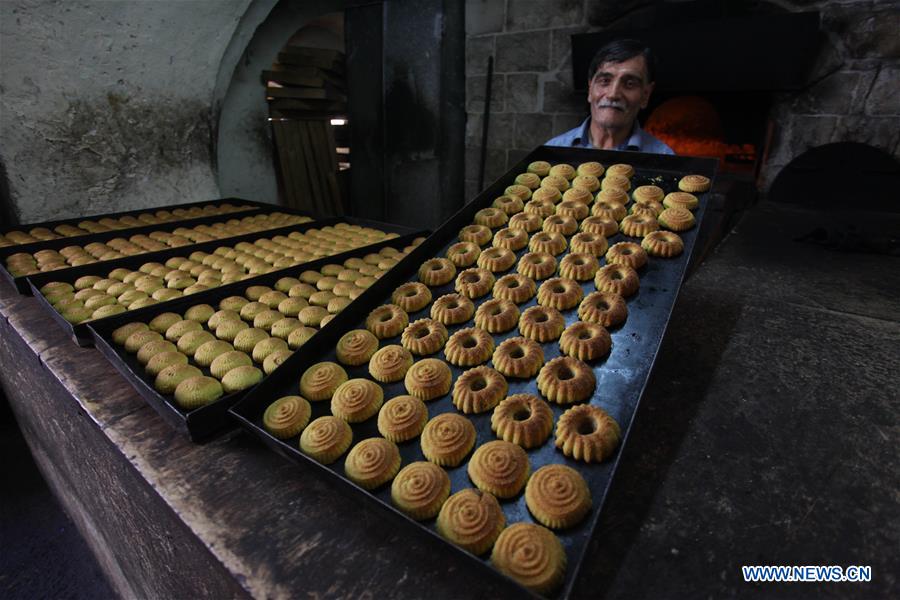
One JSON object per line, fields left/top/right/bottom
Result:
{"left": 640, "top": 81, "right": 655, "bottom": 109}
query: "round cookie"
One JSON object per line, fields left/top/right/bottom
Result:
{"left": 421, "top": 412, "right": 476, "bottom": 467}
{"left": 518, "top": 305, "right": 565, "bottom": 342}
{"left": 173, "top": 376, "right": 224, "bottom": 409}
{"left": 331, "top": 378, "right": 384, "bottom": 423}
{"left": 452, "top": 366, "right": 508, "bottom": 414}
{"left": 369, "top": 344, "right": 414, "bottom": 383}
{"left": 391, "top": 461, "right": 451, "bottom": 520}
{"left": 537, "top": 356, "right": 596, "bottom": 404}
{"left": 559, "top": 321, "right": 611, "bottom": 361}
{"left": 344, "top": 437, "right": 401, "bottom": 490}
{"left": 378, "top": 395, "right": 429, "bottom": 442}
{"left": 404, "top": 358, "right": 453, "bottom": 401}
{"left": 401, "top": 319, "right": 449, "bottom": 356}
{"left": 430, "top": 294, "right": 475, "bottom": 326}
{"left": 365, "top": 304, "right": 409, "bottom": 339}
{"left": 555, "top": 404, "right": 621, "bottom": 463}
{"left": 335, "top": 329, "right": 379, "bottom": 366}
{"left": 300, "top": 416, "right": 353, "bottom": 464}
{"left": 467, "top": 440, "right": 530, "bottom": 498}
{"left": 490, "top": 523, "right": 566, "bottom": 596}
{"left": 491, "top": 394, "right": 554, "bottom": 449}
{"left": 221, "top": 365, "right": 263, "bottom": 393}
{"left": 436, "top": 488, "right": 505, "bottom": 555}
{"left": 300, "top": 361, "right": 348, "bottom": 401}
{"left": 525, "top": 464, "right": 592, "bottom": 529}
{"left": 444, "top": 328, "right": 495, "bottom": 367}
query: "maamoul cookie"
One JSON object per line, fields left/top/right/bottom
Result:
{"left": 207, "top": 309, "right": 240, "bottom": 330}
{"left": 601, "top": 174, "right": 631, "bottom": 192}
{"left": 194, "top": 340, "right": 234, "bottom": 367}
{"left": 525, "top": 464, "right": 592, "bottom": 529}
{"left": 459, "top": 224, "right": 492, "bottom": 246}
{"left": 444, "top": 328, "right": 495, "bottom": 367}
{"left": 165, "top": 319, "right": 202, "bottom": 344}
{"left": 474, "top": 299, "right": 520, "bottom": 334}
{"left": 578, "top": 291, "right": 628, "bottom": 328}
{"left": 558, "top": 253, "right": 600, "bottom": 282}
{"left": 559, "top": 321, "right": 611, "bottom": 361}
{"left": 630, "top": 199, "right": 664, "bottom": 218}
{"left": 455, "top": 268, "right": 495, "bottom": 299}
{"left": 658, "top": 206, "right": 696, "bottom": 231}
{"left": 263, "top": 395, "right": 311, "bottom": 438}
{"left": 528, "top": 232, "right": 566, "bottom": 256}
{"left": 430, "top": 293, "right": 475, "bottom": 326}
{"left": 504, "top": 184, "right": 533, "bottom": 202}
{"left": 253, "top": 310, "right": 284, "bottom": 332}
{"left": 436, "top": 488, "right": 505, "bottom": 555}
{"left": 221, "top": 365, "right": 263, "bottom": 393}
{"left": 468, "top": 440, "right": 530, "bottom": 498}
{"left": 492, "top": 274, "right": 536, "bottom": 304}
{"left": 538, "top": 355, "right": 596, "bottom": 403}
{"left": 300, "top": 416, "right": 353, "bottom": 464}
{"left": 537, "top": 277, "right": 584, "bottom": 311}
{"left": 527, "top": 160, "right": 551, "bottom": 177}
{"left": 577, "top": 161, "right": 604, "bottom": 178}
{"left": 252, "top": 337, "right": 289, "bottom": 364}
{"left": 605, "top": 242, "right": 648, "bottom": 269}
{"left": 331, "top": 378, "right": 384, "bottom": 422}
{"left": 474, "top": 207, "right": 508, "bottom": 229}
{"left": 298, "top": 306, "right": 329, "bottom": 327}
{"left": 632, "top": 185, "right": 664, "bottom": 204}
{"left": 418, "top": 258, "right": 457, "bottom": 286}
{"left": 491, "top": 523, "right": 566, "bottom": 596}
{"left": 605, "top": 163, "right": 634, "bottom": 179}
{"left": 270, "top": 318, "right": 302, "bottom": 340}
{"left": 184, "top": 304, "right": 215, "bottom": 324}
{"left": 678, "top": 174, "right": 711, "bottom": 192}
{"left": 561, "top": 187, "right": 593, "bottom": 205}
{"left": 594, "top": 263, "right": 640, "bottom": 297}
{"left": 571, "top": 174, "right": 600, "bottom": 193}
{"left": 569, "top": 231, "right": 608, "bottom": 258}
{"left": 173, "top": 376, "right": 224, "bottom": 409}
{"left": 365, "top": 304, "right": 409, "bottom": 340}
{"left": 508, "top": 212, "right": 543, "bottom": 233}
{"left": 491, "top": 336, "right": 544, "bottom": 378}
{"left": 216, "top": 318, "right": 250, "bottom": 342}
{"left": 136, "top": 339, "right": 177, "bottom": 365}
{"left": 580, "top": 215, "right": 619, "bottom": 237}
{"left": 368, "top": 344, "right": 414, "bottom": 383}
{"left": 391, "top": 461, "right": 451, "bottom": 520}
{"left": 289, "top": 282, "right": 317, "bottom": 299}
{"left": 113, "top": 322, "right": 148, "bottom": 346}
{"left": 125, "top": 329, "right": 163, "bottom": 353}
{"left": 233, "top": 328, "right": 269, "bottom": 354}
{"left": 300, "top": 361, "right": 348, "bottom": 401}
{"left": 209, "top": 350, "right": 253, "bottom": 380}
{"left": 344, "top": 437, "right": 401, "bottom": 490}
{"left": 392, "top": 282, "right": 432, "bottom": 313}
{"left": 556, "top": 199, "right": 590, "bottom": 220}
{"left": 491, "top": 393, "right": 553, "bottom": 449}
{"left": 519, "top": 306, "right": 565, "bottom": 342}
{"left": 335, "top": 329, "right": 379, "bottom": 366}
{"left": 378, "top": 395, "right": 428, "bottom": 442}
{"left": 476, "top": 247, "right": 516, "bottom": 273}
{"left": 548, "top": 163, "right": 576, "bottom": 180}
{"left": 177, "top": 330, "right": 216, "bottom": 358}
{"left": 642, "top": 230, "right": 684, "bottom": 258}
{"left": 524, "top": 198, "right": 556, "bottom": 218}
{"left": 493, "top": 195, "right": 525, "bottom": 216}
{"left": 542, "top": 215, "right": 578, "bottom": 237}
{"left": 149, "top": 312, "right": 181, "bottom": 334}
{"left": 155, "top": 364, "right": 202, "bottom": 395}
{"left": 263, "top": 349, "right": 293, "bottom": 375}
{"left": 446, "top": 241, "right": 481, "bottom": 268}
{"left": 555, "top": 404, "right": 621, "bottom": 462}
{"left": 452, "top": 366, "right": 508, "bottom": 414}
{"left": 401, "top": 319, "right": 449, "bottom": 356}
{"left": 287, "top": 326, "right": 317, "bottom": 350}
{"left": 541, "top": 174, "right": 570, "bottom": 194}
{"left": 591, "top": 200, "right": 627, "bottom": 221}
{"left": 146, "top": 351, "right": 189, "bottom": 378}
{"left": 517, "top": 252, "right": 557, "bottom": 281}
{"left": 492, "top": 227, "right": 529, "bottom": 251}
{"left": 421, "top": 412, "right": 476, "bottom": 466}
{"left": 596, "top": 187, "right": 629, "bottom": 206}
{"left": 404, "top": 358, "right": 453, "bottom": 401}
{"left": 663, "top": 191, "right": 699, "bottom": 211}
{"left": 620, "top": 214, "right": 660, "bottom": 238}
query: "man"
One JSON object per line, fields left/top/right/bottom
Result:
{"left": 546, "top": 39, "right": 674, "bottom": 155}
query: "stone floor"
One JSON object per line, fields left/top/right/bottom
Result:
{"left": 0, "top": 396, "right": 115, "bottom": 600}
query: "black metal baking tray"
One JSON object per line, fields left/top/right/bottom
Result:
{"left": 229, "top": 146, "right": 718, "bottom": 598}
{"left": 1, "top": 200, "right": 314, "bottom": 294}
{"left": 28, "top": 217, "right": 418, "bottom": 346}
{"left": 86, "top": 232, "right": 426, "bottom": 442}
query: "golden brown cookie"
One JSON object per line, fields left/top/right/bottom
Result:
{"left": 558, "top": 253, "right": 600, "bottom": 282}
{"left": 658, "top": 206, "right": 696, "bottom": 231}
{"left": 155, "top": 364, "right": 202, "bottom": 395}
{"left": 537, "top": 356, "right": 596, "bottom": 404}
{"left": 517, "top": 251, "right": 557, "bottom": 281}
{"left": 331, "top": 378, "right": 384, "bottom": 422}
{"left": 556, "top": 199, "right": 590, "bottom": 220}
{"left": 605, "top": 241, "right": 648, "bottom": 269}
{"left": 632, "top": 184, "right": 664, "bottom": 204}
{"left": 446, "top": 241, "right": 481, "bottom": 268}
{"left": 263, "top": 395, "right": 312, "bottom": 439}
{"left": 663, "top": 191, "right": 699, "bottom": 211}
{"left": 620, "top": 214, "right": 660, "bottom": 238}
{"left": 642, "top": 230, "right": 684, "bottom": 258}
{"left": 430, "top": 293, "right": 475, "bottom": 326}
{"left": 418, "top": 258, "right": 457, "bottom": 286}
{"left": 474, "top": 207, "right": 509, "bottom": 229}
{"left": 562, "top": 186, "right": 593, "bottom": 205}
{"left": 491, "top": 393, "right": 554, "bottom": 449}
{"left": 467, "top": 440, "right": 530, "bottom": 499}
{"left": 112, "top": 322, "right": 149, "bottom": 346}
{"left": 678, "top": 174, "right": 711, "bottom": 192}
{"left": 527, "top": 160, "right": 551, "bottom": 177}
{"left": 492, "top": 274, "right": 537, "bottom": 304}
{"left": 336, "top": 329, "right": 380, "bottom": 366}
{"left": 491, "top": 523, "right": 566, "bottom": 596}
{"left": 491, "top": 337, "right": 544, "bottom": 379}
{"left": 571, "top": 174, "right": 600, "bottom": 194}
{"left": 455, "top": 267, "right": 495, "bottom": 299}
{"left": 492, "top": 227, "right": 529, "bottom": 251}
{"left": 504, "top": 184, "right": 533, "bottom": 202}
{"left": 542, "top": 214, "right": 578, "bottom": 236}
{"left": 362, "top": 304, "right": 408, "bottom": 340}
{"left": 474, "top": 298, "right": 520, "bottom": 334}
{"left": 173, "top": 376, "right": 224, "bottom": 409}
{"left": 493, "top": 195, "right": 525, "bottom": 216}
{"left": 528, "top": 231, "right": 567, "bottom": 256}
{"left": 221, "top": 365, "right": 263, "bottom": 393}
{"left": 421, "top": 412, "right": 476, "bottom": 466}
{"left": 594, "top": 263, "right": 640, "bottom": 297}
{"left": 578, "top": 291, "right": 628, "bottom": 328}
{"left": 344, "top": 437, "right": 401, "bottom": 490}
{"left": 436, "top": 488, "right": 505, "bottom": 555}
{"left": 555, "top": 404, "right": 620, "bottom": 462}
{"left": 378, "top": 395, "right": 429, "bottom": 442}
{"left": 537, "top": 277, "right": 584, "bottom": 311}
{"left": 459, "top": 224, "right": 493, "bottom": 246}
{"left": 601, "top": 174, "right": 631, "bottom": 192}
{"left": 508, "top": 212, "right": 543, "bottom": 233}
{"left": 576, "top": 161, "right": 604, "bottom": 178}
{"left": 477, "top": 247, "right": 516, "bottom": 273}
{"left": 300, "top": 416, "right": 353, "bottom": 464}
{"left": 299, "top": 361, "right": 348, "bottom": 401}
{"left": 444, "top": 327, "right": 495, "bottom": 367}
{"left": 559, "top": 321, "right": 611, "bottom": 361}
{"left": 452, "top": 366, "right": 508, "bottom": 414}
{"left": 525, "top": 464, "right": 591, "bottom": 529}
{"left": 401, "top": 319, "right": 449, "bottom": 356}
{"left": 391, "top": 461, "right": 451, "bottom": 520}
{"left": 518, "top": 305, "right": 565, "bottom": 342}
{"left": 392, "top": 282, "right": 432, "bottom": 313}
{"left": 580, "top": 215, "right": 619, "bottom": 237}
{"left": 404, "top": 358, "right": 453, "bottom": 401}
{"left": 369, "top": 344, "right": 414, "bottom": 383}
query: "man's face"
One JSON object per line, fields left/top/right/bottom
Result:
{"left": 588, "top": 54, "right": 654, "bottom": 131}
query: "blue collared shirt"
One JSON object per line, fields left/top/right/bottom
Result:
{"left": 545, "top": 117, "right": 674, "bottom": 155}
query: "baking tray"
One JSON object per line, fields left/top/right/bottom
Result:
{"left": 86, "top": 232, "right": 426, "bottom": 442}
{"left": 1, "top": 200, "right": 313, "bottom": 294}
{"left": 28, "top": 217, "right": 417, "bottom": 346}
{"left": 229, "top": 146, "right": 718, "bottom": 598}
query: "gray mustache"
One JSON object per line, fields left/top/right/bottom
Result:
{"left": 597, "top": 101, "right": 626, "bottom": 110}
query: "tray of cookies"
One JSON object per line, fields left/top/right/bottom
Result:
{"left": 229, "top": 146, "right": 716, "bottom": 598}
{"left": 27, "top": 217, "right": 415, "bottom": 346}
{"left": 1, "top": 204, "right": 314, "bottom": 294}
{"left": 86, "top": 232, "right": 427, "bottom": 441}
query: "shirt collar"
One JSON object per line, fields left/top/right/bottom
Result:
{"left": 575, "top": 117, "right": 643, "bottom": 151}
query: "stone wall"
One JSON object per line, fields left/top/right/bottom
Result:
{"left": 0, "top": 0, "right": 253, "bottom": 223}
{"left": 464, "top": 0, "right": 900, "bottom": 199}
